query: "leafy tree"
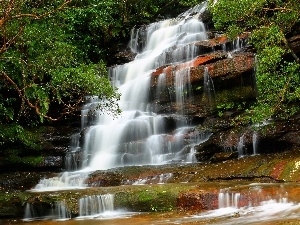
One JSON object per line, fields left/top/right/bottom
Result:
{"left": 0, "top": 0, "right": 120, "bottom": 124}
{"left": 209, "top": 0, "right": 300, "bottom": 123}
{"left": 0, "top": 0, "right": 121, "bottom": 167}
{"left": 62, "top": 0, "right": 204, "bottom": 65}
{"left": 0, "top": 0, "right": 201, "bottom": 167}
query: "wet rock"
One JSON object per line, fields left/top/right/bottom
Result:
{"left": 150, "top": 51, "right": 254, "bottom": 88}
{"left": 0, "top": 194, "right": 24, "bottom": 218}
{"left": 194, "top": 141, "right": 221, "bottom": 162}
{"left": 0, "top": 172, "right": 51, "bottom": 191}
{"left": 210, "top": 152, "right": 238, "bottom": 163}
{"left": 36, "top": 156, "right": 64, "bottom": 169}
{"left": 192, "top": 111, "right": 300, "bottom": 163}
{"left": 177, "top": 189, "right": 219, "bottom": 211}
{"left": 288, "top": 34, "right": 300, "bottom": 54}
{"left": 87, "top": 171, "right": 125, "bottom": 187}
{"left": 39, "top": 126, "right": 74, "bottom": 155}
{"left": 24, "top": 197, "right": 53, "bottom": 218}
{"left": 111, "top": 47, "right": 137, "bottom": 65}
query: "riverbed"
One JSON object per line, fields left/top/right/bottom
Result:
{"left": 3, "top": 207, "right": 300, "bottom": 225}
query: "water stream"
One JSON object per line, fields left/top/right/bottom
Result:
{"left": 21, "top": 183, "right": 300, "bottom": 224}
{"left": 33, "top": 1, "right": 212, "bottom": 191}
{"left": 22, "top": 2, "right": 300, "bottom": 224}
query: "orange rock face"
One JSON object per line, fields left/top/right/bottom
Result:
{"left": 151, "top": 52, "right": 254, "bottom": 87}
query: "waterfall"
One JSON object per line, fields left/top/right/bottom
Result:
{"left": 203, "top": 66, "right": 215, "bottom": 103}
{"left": 32, "top": 1, "right": 213, "bottom": 191}
{"left": 218, "top": 190, "right": 241, "bottom": 209}
{"left": 174, "top": 68, "right": 193, "bottom": 114}
{"left": 65, "top": 133, "right": 81, "bottom": 171}
{"left": 237, "top": 135, "right": 245, "bottom": 157}
{"left": 252, "top": 131, "right": 259, "bottom": 155}
{"left": 218, "top": 186, "right": 290, "bottom": 210}
{"left": 79, "top": 194, "right": 114, "bottom": 217}
{"left": 187, "top": 186, "right": 300, "bottom": 224}
{"left": 126, "top": 172, "right": 173, "bottom": 185}
{"left": 32, "top": 171, "right": 88, "bottom": 191}
{"left": 78, "top": 1, "right": 209, "bottom": 171}
{"left": 23, "top": 201, "right": 70, "bottom": 221}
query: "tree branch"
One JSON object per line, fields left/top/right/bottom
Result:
{"left": 0, "top": 0, "right": 16, "bottom": 27}
{"left": 11, "top": 0, "right": 73, "bottom": 20}
{"left": 0, "top": 26, "right": 24, "bottom": 55}
{"left": 262, "top": 7, "right": 294, "bottom": 12}
{"left": 0, "top": 69, "right": 81, "bottom": 121}
{"left": 0, "top": 0, "right": 73, "bottom": 29}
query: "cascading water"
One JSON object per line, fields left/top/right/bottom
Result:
{"left": 75, "top": 2, "right": 209, "bottom": 171}
{"left": 20, "top": 2, "right": 300, "bottom": 224}
{"left": 23, "top": 201, "right": 70, "bottom": 221}
{"left": 203, "top": 66, "right": 215, "bottom": 103}
{"left": 252, "top": 131, "right": 259, "bottom": 155}
{"left": 188, "top": 185, "right": 300, "bottom": 225}
{"left": 218, "top": 190, "right": 241, "bottom": 209}
{"left": 237, "top": 135, "right": 245, "bottom": 157}
{"left": 78, "top": 194, "right": 114, "bottom": 217}
{"left": 32, "top": 1, "right": 212, "bottom": 191}
{"left": 32, "top": 0, "right": 249, "bottom": 192}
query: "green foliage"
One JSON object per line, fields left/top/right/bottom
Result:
{"left": 179, "top": 0, "right": 202, "bottom": 7}
{"left": 0, "top": 0, "right": 123, "bottom": 166}
{"left": 0, "top": 98, "right": 14, "bottom": 122}
{"left": 51, "top": 62, "right": 121, "bottom": 117}
{"left": 209, "top": 0, "right": 299, "bottom": 37}
{"left": 0, "top": 124, "right": 43, "bottom": 167}
{"left": 209, "top": 0, "right": 300, "bottom": 123}
{"left": 1, "top": 0, "right": 201, "bottom": 165}
{"left": 216, "top": 102, "right": 247, "bottom": 117}
{"left": 0, "top": 124, "right": 40, "bottom": 150}
{"left": 250, "top": 26, "right": 284, "bottom": 52}
{"left": 249, "top": 59, "right": 300, "bottom": 122}
{"left": 1, "top": 0, "right": 122, "bottom": 124}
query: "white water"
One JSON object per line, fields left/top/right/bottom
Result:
{"left": 78, "top": 194, "right": 114, "bottom": 217}
{"left": 31, "top": 171, "right": 90, "bottom": 191}
{"left": 87, "top": 2, "right": 209, "bottom": 170}
{"left": 187, "top": 200, "right": 300, "bottom": 225}
{"left": 183, "top": 186, "right": 300, "bottom": 224}
{"left": 23, "top": 201, "right": 71, "bottom": 221}
{"left": 24, "top": 184, "right": 300, "bottom": 223}
{"left": 203, "top": 66, "right": 215, "bottom": 103}
{"left": 252, "top": 131, "right": 258, "bottom": 155}
{"left": 218, "top": 190, "right": 241, "bottom": 208}
{"left": 31, "top": 2, "right": 211, "bottom": 192}
{"left": 82, "top": 3, "right": 209, "bottom": 171}
{"left": 22, "top": 2, "right": 300, "bottom": 224}
{"left": 237, "top": 135, "right": 245, "bottom": 157}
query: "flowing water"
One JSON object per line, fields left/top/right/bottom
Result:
{"left": 24, "top": 201, "right": 71, "bottom": 222}
{"left": 19, "top": 183, "right": 300, "bottom": 224}
{"left": 33, "top": 1, "right": 211, "bottom": 191}
{"left": 82, "top": 2, "right": 208, "bottom": 171}
{"left": 23, "top": 2, "right": 300, "bottom": 224}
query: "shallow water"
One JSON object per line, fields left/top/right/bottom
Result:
{"left": 6, "top": 200, "right": 300, "bottom": 225}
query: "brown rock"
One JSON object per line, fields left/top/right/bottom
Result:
{"left": 177, "top": 189, "right": 219, "bottom": 211}
{"left": 151, "top": 52, "right": 254, "bottom": 87}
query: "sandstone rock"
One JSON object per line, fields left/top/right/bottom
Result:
{"left": 210, "top": 152, "right": 238, "bottom": 163}
{"left": 288, "top": 34, "right": 300, "bottom": 54}
{"left": 150, "top": 52, "right": 254, "bottom": 88}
